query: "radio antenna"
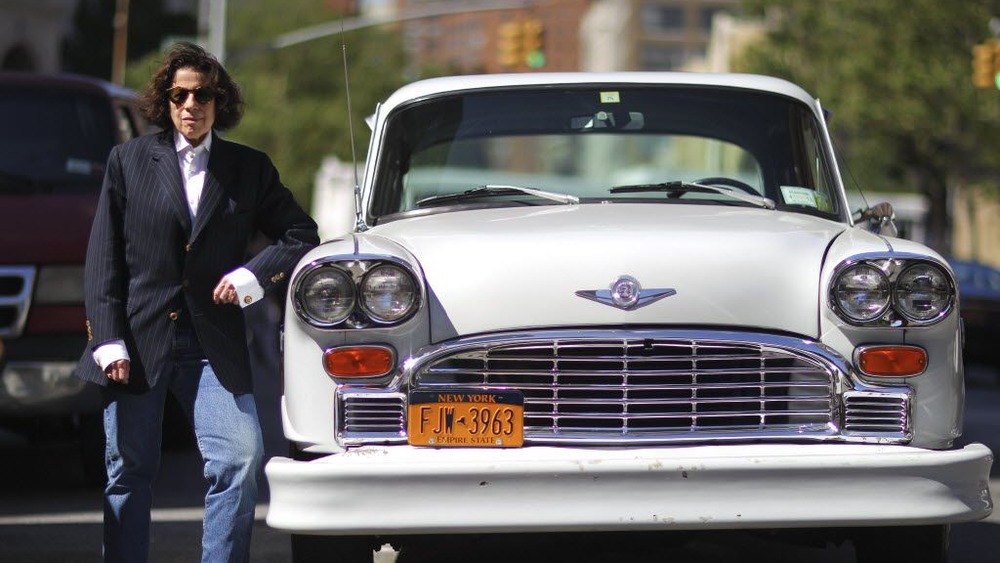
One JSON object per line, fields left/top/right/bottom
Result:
{"left": 340, "top": 20, "right": 365, "bottom": 231}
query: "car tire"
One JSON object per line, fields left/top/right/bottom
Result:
{"left": 854, "top": 524, "right": 949, "bottom": 563}
{"left": 290, "top": 534, "right": 375, "bottom": 563}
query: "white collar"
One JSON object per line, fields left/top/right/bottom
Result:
{"left": 174, "top": 130, "right": 213, "bottom": 155}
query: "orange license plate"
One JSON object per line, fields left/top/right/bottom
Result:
{"left": 407, "top": 389, "right": 524, "bottom": 447}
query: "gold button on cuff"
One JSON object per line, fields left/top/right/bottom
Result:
{"left": 168, "top": 311, "right": 179, "bottom": 321}
{"left": 243, "top": 295, "right": 253, "bottom": 305}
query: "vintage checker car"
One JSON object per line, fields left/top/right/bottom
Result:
{"left": 265, "top": 73, "right": 993, "bottom": 562}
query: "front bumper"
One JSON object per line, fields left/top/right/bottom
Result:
{"left": 265, "top": 442, "right": 993, "bottom": 535}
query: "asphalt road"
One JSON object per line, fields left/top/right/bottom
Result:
{"left": 0, "top": 362, "right": 997, "bottom": 562}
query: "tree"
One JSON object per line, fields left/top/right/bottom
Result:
{"left": 223, "top": 0, "right": 408, "bottom": 209}
{"left": 737, "top": 0, "right": 1000, "bottom": 253}
{"left": 124, "top": 0, "right": 409, "bottom": 210}
{"left": 64, "top": 0, "right": 196, "bottom": 80}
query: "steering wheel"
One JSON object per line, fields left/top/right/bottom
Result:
{"left": 694, "top": 177, "right": 758, "bottom": 195}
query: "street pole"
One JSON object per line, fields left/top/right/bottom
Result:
{"left": 111, "top": 0, "right": 129, "bottom": 85}
{"left": 208, "top": 0, "right": 227, "bottom": 63}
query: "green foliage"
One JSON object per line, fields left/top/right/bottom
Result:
{"left": 223, "top": 0, "right": 408, "bottom": 208}
{"left": 737, "top": 0, "right": 1000, "bottom": 250}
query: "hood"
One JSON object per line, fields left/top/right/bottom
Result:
{"left": 364, "top": 205, "right": 850, "bottom": 341}
{"left": 0, "top": 193, "right": 98, "bottom": 263}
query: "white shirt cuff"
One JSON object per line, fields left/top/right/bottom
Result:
{"left": 227, "top": 267, "right": 264, "bottom": 308}
{"left": 93, "top": 340, "right": 129, "bottom": 370}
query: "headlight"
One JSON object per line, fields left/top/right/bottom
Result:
{"left": 295, "top": 265, "right": 355, "bottom": 327}
{"left": 829, "top": 256, "right": 955, "bottom": 326}
{"left": 360, "top": 264, "right": 418, "bottom": 323}
{"left": 833, "top": 264, "right": 890, "bottom": 322}
{"left": 35, "top": 265, "right": 84, "bottom": 304}
{"left": 894, "top": 263, "right": 952, "bottom": 322}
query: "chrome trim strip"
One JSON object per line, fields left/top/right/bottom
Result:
{"left": 0, "top": 266, "right": 36, "bottom": 338}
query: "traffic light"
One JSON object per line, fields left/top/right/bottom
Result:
{"left": 522, "top": 19, "right": 545, "bottom": 68}
{"left": 993, "top": 40, "right": 1000, "bottom": 89}
{"left": 497, "top": 21, "right": 523, "bottom": 68}
{"left": 972, "top": 40, "right": 997, "bottom": 89}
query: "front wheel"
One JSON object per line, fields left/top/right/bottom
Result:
{"left": 854, "top": 525, "right": 949, "bottom": 563}
{"left": 290, "top": 534, "right": 376, "bottom": 563}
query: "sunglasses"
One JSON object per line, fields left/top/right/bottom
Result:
{"left": 167, "top": 86, "right": 216, "bottom": 105}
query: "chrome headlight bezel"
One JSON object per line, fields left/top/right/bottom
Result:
{"left": 831, "top": 263, "right": 891, "bottom": 323}
{"left": 292, "top": 256, "right": 422, "bottom": 329}
{"left": 292, "top": 264, "right": 356, "bottom": 328}
{"left": 359, "top": 264, "right": 420, "bottom": 324}
{"left": 828, "top": 254, "right": 956, "bottom": 327}
{"left": 893, "top": 262, "right": 953, "bottom": 323}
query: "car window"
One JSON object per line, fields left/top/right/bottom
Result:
{"left": 0, "top": 86, "right": 116, "bottom": 190}
{"left": 370, "top": 86, "right": 841, "bottom": 220}
{"left": 115, "top": 104, "right": 140, "bottom": 142}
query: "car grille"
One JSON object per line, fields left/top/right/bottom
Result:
{"left": 842, "top": 391, "right": 909, "bottom": 435}
{"left": 0, "top": 266, "right": 34, "bottom": 338}
{"left": 335, "top": 331, "right": 922, "bottom": 446}
{"left": 412, "top": 335, "right": 836, "bottom": 442}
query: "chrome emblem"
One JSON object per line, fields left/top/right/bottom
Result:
{"left": 576, "top": 275, "right": 676, "bottom": 311}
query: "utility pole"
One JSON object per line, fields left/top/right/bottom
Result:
{"left": 111, "top": 0, "right": 129, "bottom": 84}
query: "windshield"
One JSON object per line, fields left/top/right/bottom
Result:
{"left": 0, "top": 86, "right": 116, "bottom": 191}
{"left": 370, "top": 85, "right": 842, "bottom": 222}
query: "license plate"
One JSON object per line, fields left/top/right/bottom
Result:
{"left": 407, "top": 389, "right": 524, "bottom": 447}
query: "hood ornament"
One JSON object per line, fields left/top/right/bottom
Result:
{"left": 575, "top": 275, "right": 676, "bottom": 311}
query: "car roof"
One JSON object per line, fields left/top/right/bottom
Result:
{"left": 0, "top": 71, "right": 137, "bottom": 100}
{"left": 378, "top": 72, "right": 820, "bottom": 114}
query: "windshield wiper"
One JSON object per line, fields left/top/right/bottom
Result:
{"left": 416, "top": 184, "right": 580, "bottom": 208}
{"left": 609, "top": 181, "right": 775, "bottom": 209}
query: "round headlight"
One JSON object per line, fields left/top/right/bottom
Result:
{"left": 360, "top": 264, "right": 418, "bottom": 323}
{"left": 894, "top": 263, "right": 952, "bottom": 322}
{"left": 296, "top": 266, "right": 356, "bottom": 326}
{"left": 833, "top": 264, "right": 890, "bottom": 323}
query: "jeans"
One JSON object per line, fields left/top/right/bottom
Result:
{"left": 102, "top": 326, "right": 263, "bottom": 563}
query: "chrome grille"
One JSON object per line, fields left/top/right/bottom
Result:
{"left": 413, "top": 335, "right": 837, "bottom": 442}
{"left": 339, "top": 391, "right": 406, "bottom": 440}
{"left": 842, "top": 391, "right": 909, "bottom": 437}
{"left": 0, "top": 266, "right": 34, "bottom": 338}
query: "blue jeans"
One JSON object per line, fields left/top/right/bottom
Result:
{"left": 102, "top": 327, "right": 263, "bottom": 563}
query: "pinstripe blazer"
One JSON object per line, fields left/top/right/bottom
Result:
{"left": 75, "top": 131, "right": 319, "bottom": 394}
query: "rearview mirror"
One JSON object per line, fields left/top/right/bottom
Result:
{"left": 855, "top": 202, "right": 898, "bottom": 237}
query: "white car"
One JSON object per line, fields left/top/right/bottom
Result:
{"left": 265, "top": 73, "right": 993, "bottom": 563}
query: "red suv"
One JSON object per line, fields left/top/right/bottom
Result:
{"left": 0, "top": 72, "right": 151, "bottom": 479}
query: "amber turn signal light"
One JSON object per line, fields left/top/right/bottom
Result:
{"left": 857, "top": 346, "right": 927, "bottom": 377}
{"left": 323, "top": 346, "right": 394, "bottom": 378}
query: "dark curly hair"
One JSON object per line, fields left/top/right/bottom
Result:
{"left": 139, "top": 42, "right": 244, "bottom": 131}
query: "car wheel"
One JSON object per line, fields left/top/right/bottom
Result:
{"left": 854, "top": 525, "right": 949, "bottom": 563}
{"left": 290, "top": 535, "right": 375, "bottom": 563}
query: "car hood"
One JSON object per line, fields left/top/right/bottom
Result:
{"left": 0, "top": 193, "right": 98, "bottom": 263}
{"left": 363, "top": 205, "right": 851, "bottom": 341}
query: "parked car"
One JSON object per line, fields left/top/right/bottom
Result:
{"left": 949, "top": 258, "right": 1000, "bottom": 367}
{"left": 265, "top": 73, "right": 993, "bottom": 563}
{"left": 0, "top": 72, "right": 151, "bottom": 480}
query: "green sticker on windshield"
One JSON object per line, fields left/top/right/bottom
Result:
{"left": 600, "top": 91, "right": 620, "bottom": 103}
{"left": 781, "top": 186, "right": 819, "bottom": 208}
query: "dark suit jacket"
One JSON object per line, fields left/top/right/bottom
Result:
{"left": 76, "top": 131, "right": 319, "bottom": 394}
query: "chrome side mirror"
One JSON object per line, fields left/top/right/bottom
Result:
{"left": 855, "top": 202, "right": 898, "bottom": 237}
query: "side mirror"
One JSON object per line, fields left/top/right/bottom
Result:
{"left": 855, "top": 202, "right": 898, "bottom": 237}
